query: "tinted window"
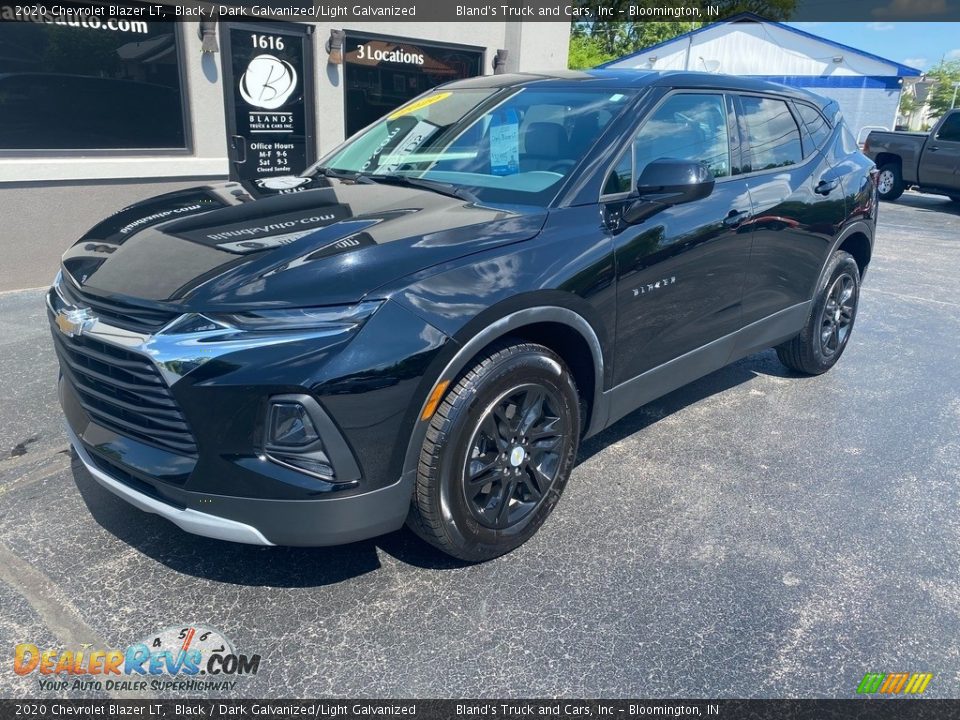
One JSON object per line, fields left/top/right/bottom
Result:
{"left": 603, "top": 149, "right": 633, "bottom": 195}
{"left": 936, "top": 113, "right": 960, "bottom": 142}
{"left": 797, "top": 103, "right": 832, "bottom": 150}
{"left": 0, "top": 20, "right": 186, "bottom": 150}
{"left": 740, "top": 96, "right": 803, "bottom": 171}
{"left": 632, "top": 93, "right": 730, "bottom": 179}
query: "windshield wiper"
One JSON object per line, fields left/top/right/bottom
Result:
{"left": 356, "top": 173, "right": 478, "bottom": 203}
{"left": 313, "top": 166, "right": 361, "bottom": 181}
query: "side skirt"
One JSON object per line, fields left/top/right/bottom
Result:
{"left": 594, "top": 302, "right": 810, "bottom": 432}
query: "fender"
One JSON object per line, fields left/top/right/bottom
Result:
{"left": 398, "top": 305, "right": 607, "bottom": 483}
{"left": 812, "top": 219, "right": 875, "bottom": 294}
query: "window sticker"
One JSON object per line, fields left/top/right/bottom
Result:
{"left": 490, "top": 109, "right": 520, "bottom": 176}
{"left": 388, "top": 92, "right": 452, "bottom": 120}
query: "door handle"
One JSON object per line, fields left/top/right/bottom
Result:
{"left": 815, "top": 178, "right": 839, "bottom": 195}
{"left": 927, "top": 146, "right": 940, "bottom": 152}
{"left": 230, "top": 135, "right": 247, "bottom": 164}
{"left": 723, "top": 209, "right": 750, "bottom": 227}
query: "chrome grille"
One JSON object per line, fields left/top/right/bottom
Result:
{"left": 58, "top": 277, "right": 178, "bottom": 334}
{"left": 50, "top": 316, "right": 198, "bottom": 456}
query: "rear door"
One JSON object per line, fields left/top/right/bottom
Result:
{"left": 606, "top": 91, "right": 753, "bottom": 384}
{"left": 919, "top": 111, "right": 960, "bottom": 192}
{"left": 737, "top": 95, "right": 848, "bottom": 325}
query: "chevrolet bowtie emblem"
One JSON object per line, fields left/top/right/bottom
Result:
{"left": 55, "top": 307, "right": 95, "bottom": 338}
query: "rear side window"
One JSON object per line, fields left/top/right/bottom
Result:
{"left": 739, "top": 96, "right": 803, "bottom": 171}
{"left": 796, "top": 103, "right": 832, "bottom": 151}
{"left": 936, "top": 113, "right": 960, "bottom": 142}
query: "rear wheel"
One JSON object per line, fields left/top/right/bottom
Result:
{"left": 407, "top": 341, "right": 580, "bottom": 562}
{"left": 776, "top": 251, "right": 860, "bottom": 375}
{"left": 876, "top": 163, "right": 904, "bottom": 201}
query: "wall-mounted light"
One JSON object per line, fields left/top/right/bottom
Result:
{"left": 327, "top": 29, "right": 345, "bottom": 65}
{"left": 198, "top": 19, "right": 219, "bottom": 54}
{"left": 832, "top": 55, "right": 844, "bottom": 63}
{"left": 493, "top": 48, "right": 509, "bottom": 74}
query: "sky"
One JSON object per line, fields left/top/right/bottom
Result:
{"left": 788, "top": 22, "right": 960, "bottom": 72}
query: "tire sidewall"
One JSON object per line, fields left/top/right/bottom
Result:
{"left": 807, "top": 254, "right": 860, "bottom": 371}
{"left": 430, "top": 349, "right": 579, "bottom": 558}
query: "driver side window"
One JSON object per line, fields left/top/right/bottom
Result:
{"left": 603, "top": 92, "right": 730, "bottom": 196}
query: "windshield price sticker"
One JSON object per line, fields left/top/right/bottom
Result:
{"left": 389, "top": 92, "right": 452, "bottom": 120}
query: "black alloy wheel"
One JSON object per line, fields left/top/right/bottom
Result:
{"left": 407, "top": 341, "right": 580, "bottom": 562}
{"left": 818, "top": 273, "right": 856, "bottom": 358}
{"left": 776, "top": 250, "right": 861, "bottom": 375}
{"left": 463, "top": 384, "right": 566, "bottom": 530}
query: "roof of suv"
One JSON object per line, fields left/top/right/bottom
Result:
{"left": 444, "top": 69, "right": 831, "bottom": 109}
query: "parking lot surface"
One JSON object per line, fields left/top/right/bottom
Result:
{"left": 1, "top": 193, "right": 958, "bottom": 699}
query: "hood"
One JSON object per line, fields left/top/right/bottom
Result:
{"left": 62, "top": 176, "right": 546, "bottom": 311}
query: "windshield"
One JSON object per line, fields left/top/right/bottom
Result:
{"left": 310, "top": 87, "right": 635, "bottom": 205}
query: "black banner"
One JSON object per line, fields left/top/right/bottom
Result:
{"left": 2, "top": 0, "right": 960, "bottom": 23}
{"left": 0, "top": 700, "right": 958, "bottom": 720}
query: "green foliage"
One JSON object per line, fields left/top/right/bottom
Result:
{"left": 898, "top": 90, "right": 918, "bottom": 116}
{"left": 569, "top": 0, "right": 797, "bottom": 69}
{"left": 925, "top": 59, "right": 960, "bottom": 117}
{"left": 568, "top": 34, "right": 619, "bottom": 69}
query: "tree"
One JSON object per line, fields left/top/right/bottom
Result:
{"left": 569, "top": 0, "right": 797, "bottom": 69}
{"left": 925, "top": 59, "right": 960, "bottom": 118}
{"left": 898, "top": 89, "right": 918, "bottom": 117}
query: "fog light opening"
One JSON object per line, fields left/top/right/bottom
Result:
{"left": 268, "top": 402, "right": 319, "bottom": 447}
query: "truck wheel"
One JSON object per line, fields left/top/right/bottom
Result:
{"left": 876, "top": 163, "right": 904, "bottom": 201}
{"left": 776, "top": 251, "right": 860, "bottom": 376}
{"left": 407, "top": 341, "right": 580, "bottom": 562}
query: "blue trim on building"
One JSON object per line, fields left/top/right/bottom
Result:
{"left": 600, "top": 12, "right": 923, "bottom": 78}
{"left": 754, "top": 75, "right": 903, "bottom": 90}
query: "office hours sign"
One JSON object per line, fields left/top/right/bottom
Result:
{"left": 224, "top": 24, "right": 315, "bottom": 182}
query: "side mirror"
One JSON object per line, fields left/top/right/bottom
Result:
{"left": 622, "top": 159, "right": 715, "bottom": 225}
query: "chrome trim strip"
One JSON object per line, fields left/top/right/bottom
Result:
{"left": 67, "top": 424, "right": 274, "bottom": 546}
{"left": 48, "top": 278, "right": 356, "bottom": 385}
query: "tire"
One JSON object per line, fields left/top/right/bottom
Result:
{"left": 876, "top": 163, "right": 904, "bottom": 201}
{"left": 776, "top": 251, "right": 861, "bottom": 376}
{"left": 407, "top": 341, "right": 580, "bottom": 562}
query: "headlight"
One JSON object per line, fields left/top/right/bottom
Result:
{"left": 212, "top": 300, "right": 382, "bottom": 331}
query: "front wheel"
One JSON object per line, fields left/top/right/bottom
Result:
{"left": 407, "top": 341, "right": 580, "bottom": 562}
{"left": 876, "top": 163, "right": 904, "bottom": 202}
{"left": 776, "top": 250, "right": 861, "bottom": 375}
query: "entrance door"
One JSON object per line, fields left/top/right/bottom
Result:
{"left": 221, "top": 22, "right": 316, "bottom": 183}
{"left": 343, "top": 32, "right": 483, "bottom": 138}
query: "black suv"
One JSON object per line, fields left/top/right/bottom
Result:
{"left": 51, "top": 70, "right": 877, "bottom": 561}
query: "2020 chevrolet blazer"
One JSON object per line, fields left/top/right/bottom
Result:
{"left": 51, "top": 70, "right": 877, "bottom": 561}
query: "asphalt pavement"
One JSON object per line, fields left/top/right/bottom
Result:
{"left": 1, "top": 193, "right": 958, "bottom": 699}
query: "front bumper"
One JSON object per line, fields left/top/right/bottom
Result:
{"left": 50, "top": 279, "right": 449, "bottom": 546}
{"left": 66, "top": 407, "right": 416, "bottom": 546}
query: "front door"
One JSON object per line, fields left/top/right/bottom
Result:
{"left": 920, "top": 112, "right": 960, "bottom": 192}
{"left": 221, "top": 22, "right": 316, "bottom": 183}
{"left": 608, "top": 91, "right": 753, "bottom": 385}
